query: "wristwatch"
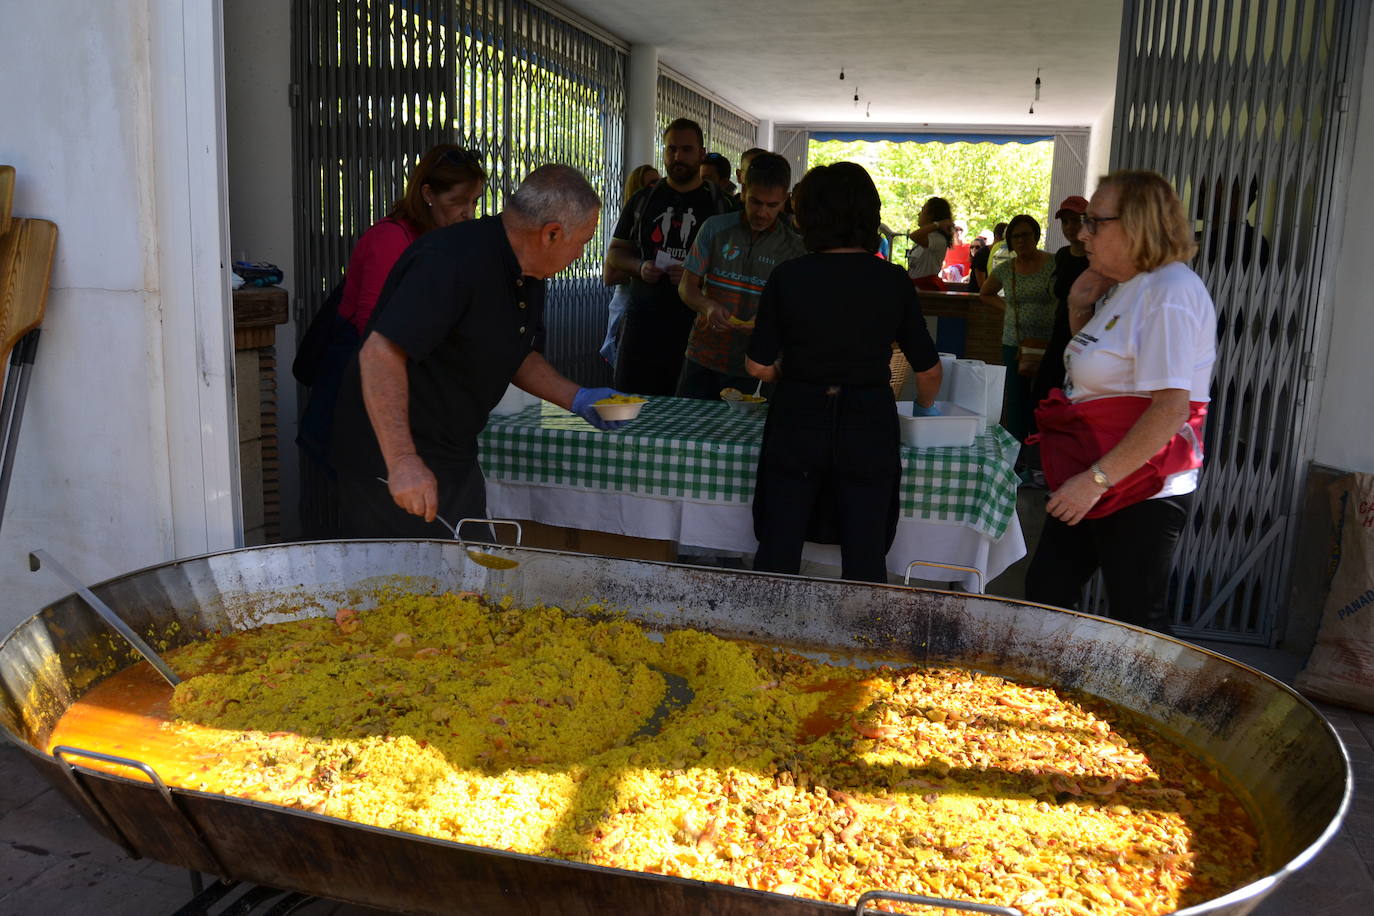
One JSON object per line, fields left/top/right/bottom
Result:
{"left": 1089, "top": 463, "right": 1113, "bottom": 489}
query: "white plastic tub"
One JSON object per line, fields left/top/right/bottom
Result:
{"left": 490, "top": 383, "right": 538, "bottom": 416}
{"left": 895, "top": 400, "right": 981, "bottom": 449}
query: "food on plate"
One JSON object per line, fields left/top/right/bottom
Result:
{"left": 48, "top": 594, "right": 1264, "bottom": 914}
{"left": 720, "top": 387, "right": 766, "bottom": 403}
{"left": 593, "top": 395, "right": 647, "bottom": 406}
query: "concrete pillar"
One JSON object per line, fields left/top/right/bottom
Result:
{"left": 757, "top": 119, "right": 775, "bottom": 152}
{"left": 626, "top": 45, "right": 659, "bottom": 171}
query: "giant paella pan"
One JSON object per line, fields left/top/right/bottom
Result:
{"left": 0, "top": 540, "right": 1351, "bottom": 915}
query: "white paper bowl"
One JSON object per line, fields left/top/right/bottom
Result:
{"left": 723, "top": 397, "right": 767, "bottom": 415}
{"left": 593, "top": 399, "right": 646, "bottom": 422}
{"left": 720, "top": 388, "right": 767, "bottom": 414}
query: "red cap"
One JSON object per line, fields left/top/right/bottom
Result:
{"left": 1055, "top": 195, "right": 1089, "bottom": 218}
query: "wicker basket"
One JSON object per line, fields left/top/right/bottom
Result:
{"left": 889, "top": 342, "right": 911, "bottom": 399}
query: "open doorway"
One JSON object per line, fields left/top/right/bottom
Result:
{"left": 809, "top": 136, "right": 1054, "bottom": 255}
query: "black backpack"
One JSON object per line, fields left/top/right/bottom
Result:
{"left": 291, "top": 280, "right": 349, "bottom": 386}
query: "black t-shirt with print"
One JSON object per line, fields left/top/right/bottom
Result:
{"left": 613, "top": 181, "right": 726, "bottom": 309}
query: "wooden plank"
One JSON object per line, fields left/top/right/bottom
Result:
{"left": 917, "top": 291, "right": 1006, "bottom": 366}
{"left": 0, "top": 165, "right": 13, "bottom": 237}
{"left": 231, "top": 286, "right": 289, "bottom": 329}
{"left": 0, "top": 217, "right": 59, "bottom": 401}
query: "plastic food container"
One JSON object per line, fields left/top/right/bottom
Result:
{"left": 491, "top": 383, "right": 539, "bottom": 417}
{"left": 593, "top": 398, "right": 646, "bottom": 422}
{"left": 895, "top": 400, "right": 981, "bottom": 449}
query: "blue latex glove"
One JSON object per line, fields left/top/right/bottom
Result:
{"left": 571, "top": 387, "right": 629, "bottom": 431}
{"left": 911, "top": 401, "right": 941, "bottom": 417}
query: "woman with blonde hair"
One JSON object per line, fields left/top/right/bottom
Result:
{"left": 600, "top": 164, "right": 661, "bottom": 365}
{"left": 1025, "top": 170, "right": 1215, "bottom": 635}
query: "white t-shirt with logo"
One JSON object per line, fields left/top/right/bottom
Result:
{"left": 1063, "top": 261, "right": 1217, "bottom": 497}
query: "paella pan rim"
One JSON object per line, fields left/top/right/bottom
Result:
{"left": 0, "top": 538, "right": 1355, "bottom": 916}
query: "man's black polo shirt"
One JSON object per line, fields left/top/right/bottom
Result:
{"left": 330, "top": 214, "right": 544, "bottom": 479}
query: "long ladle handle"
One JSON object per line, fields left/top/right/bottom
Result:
{"left": 28, "top": 549, "right": 181, "bottom": 687}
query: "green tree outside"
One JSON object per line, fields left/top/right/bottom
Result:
{"left": 807, "top": 139, "right": 1054, "bottom": 257}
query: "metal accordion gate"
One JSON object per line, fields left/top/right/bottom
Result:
{"left": 290, "top": 0, "right": 627, "bottom": 536}
{"left": 1105, "top": 0, "right": 1367, "bottom": 642}
{"left": 655, "top": 68, "right": 760, "bottom": 170}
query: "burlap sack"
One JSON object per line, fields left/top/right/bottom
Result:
{"left": 1294, "top": 472, "right": 1374, "bottom": 712}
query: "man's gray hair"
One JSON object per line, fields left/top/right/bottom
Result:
{"left": 507, "top": 164, "right": 601, "bottom": 226}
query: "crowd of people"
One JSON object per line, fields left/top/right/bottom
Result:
{"left": 302, "top": 117, "right": 1216, "bottom": 637}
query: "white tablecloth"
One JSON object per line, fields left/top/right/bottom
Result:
{"left": 486, "top": 480, "right": 1025, "bottom": 592}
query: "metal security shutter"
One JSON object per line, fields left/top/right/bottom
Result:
{"left": 1104, "top": 0, "right": 1366, "bottom": 642}
{"left": 291, "top": 0, "right": 626, "bottom": 533}
{"left": 774, "top": 127, "right": 810, "bottom": 188}
{"left": 507, "top": 0, "right": 626, "bottom": 387}
{"left": 709, "top": 104, "right": 762, "bottom": 168}
{"left": 291, "top": 0, "right": 454, "bottom": 310}
{"left": 656, "top": 68, "right": 759, "bottom": 167}
{"left": 1044, "top": 131, "right": 1089, "bottom": 252}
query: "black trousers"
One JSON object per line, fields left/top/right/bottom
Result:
{"left": 752, "top": 383, "right": 899, "bottom": 583}
{"left": 1024, "top": 491, "right": 1195, "bottom": 634}
{"left": 337, "top": 460, "right": 490, "bottom": 541}
{"left": 1001, "top": 344, "right": 1036, "bottom": 443}
{"left": 614, "top": 296, "right": 695, "bottom": 396}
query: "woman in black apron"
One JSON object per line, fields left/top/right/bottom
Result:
{"left": 746, "top": 163, "right": 943, "bottom": 583}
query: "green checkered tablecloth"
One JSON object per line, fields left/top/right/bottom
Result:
{"left": 479, "top": 397, "right": 1019, "bottom": 539}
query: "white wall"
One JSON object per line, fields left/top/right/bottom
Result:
{"left": 1313, "top": 14, "right": 1374, "bottom": 475}
{"left": 1085, "top": 97, "right": 1115, "bottom": 190}
{"left": 0, "top": 0, "right": 236, "bottom": 634}
{"left": 224, "top": 0, "right": 299, "bottom": 537}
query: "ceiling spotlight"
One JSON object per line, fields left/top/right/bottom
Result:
{"left": 1029, "top": 104, "right": 1035, "bottom": 114}
{"left": 853, "top": 88, "right": 860, "bottom": 104}
{"left": 1034, "top": 67, "right": 1042, "bottom": 101}
{"left": 866, "top": 102, "right": 872, "bottom": 118}
{"left": 839, "top": 67, "right": 845, "bottom": 80}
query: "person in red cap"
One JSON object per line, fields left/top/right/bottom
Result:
{"left": 1031, "top": 194, "right": 1092, "bottom": 406}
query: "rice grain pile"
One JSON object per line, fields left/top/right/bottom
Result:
{"left": 161, "top": 592, "right": 1263, "bottom": 915}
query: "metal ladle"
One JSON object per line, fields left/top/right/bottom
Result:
{"left": 373, "top": 476, "right": 522, "bottom": 569}
{"left": 28, "top": 549, "right": 181, "bottom": 687}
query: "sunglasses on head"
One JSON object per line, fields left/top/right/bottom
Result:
{"left": 443, "top": 148, "right": 482, "bottom": 167}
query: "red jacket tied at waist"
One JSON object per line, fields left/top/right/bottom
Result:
{"left": 1029, "top": 389, "right": 1208, "bottom": 519}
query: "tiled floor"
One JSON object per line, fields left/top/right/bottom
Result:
{"left": 0, "top": 740, "right": 389, "bottom": 914}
